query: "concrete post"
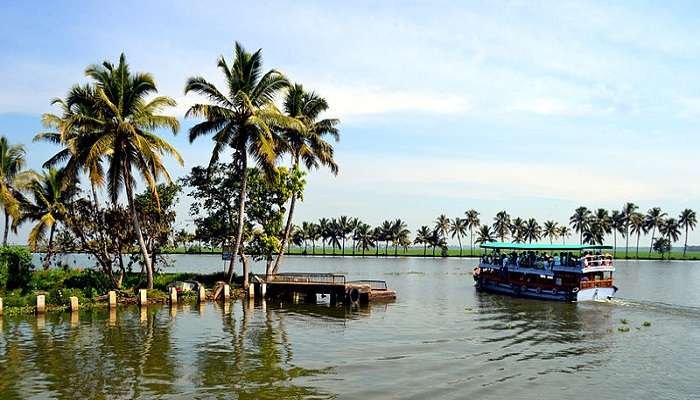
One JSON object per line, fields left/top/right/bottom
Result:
{"left": 108, "top": 291, "right": 117, "bottom": 308}
{"left": 69, "top": 296, "right": 79, "bottom": 312}
{"left": 70, "top": 310, "right": 79, "bottom": 327}
{"left": 138, "top": 289, "right": 147, "bottom": 306}
{"left": 0, "top": 297, "right": 3, "bottom": 315}
{"left": 169, "top": 287, "right": 177, "bottom": 304}
{"left": 36, "top": 295, "right": 46, "bottom": 313}
{"left": 248, "top": 284, "right": 254, "bottom": 299}
{"left": 198, "top": 285, "right": 206, "bottom": 303}
{"left": 223, "top": 284, "right": 230, "bottom": 300}
{"left": 260, "top": 283, "right": 267, "bottom": 298}
{"left": 109, "top": 307, "right": 117, "bottom": 326}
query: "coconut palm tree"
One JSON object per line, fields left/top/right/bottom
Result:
{"left": 379, "top": 220, "right": 393, "bottom": 255}
{"left": 327, "top": 219, "right": 343, "bottom": 252}
{"left": 661, "top": 218, "right": 681, "bottom": 249}
{"left": 390, "top": 219, "right": 410, "bottom": 256}
{"left": 475, "top": 225, "right": 495, "bottom": 245}
{"left": 318, "top": 217, "right": 330, "bottom": 255}
{"left": 611, "top": 210, "right": 625, "bottom": 254}
{"left": 542, "top": 221, "right": 559, "bottom": 244}
{"left": 348, "top": 217, "right": 360, "bottom": 255}
{"left": 372, "top": 227, "right": 383, "bottom": 256}
{"left": 583, "top": 222, "right": 605, "bottom": 245}
{"left": 353, "top": 223, "right": 374, "bottom": 255}
{"left": 594, "top": 208, "right": 612, "bottom": 243}
{"left": 622, "top": 202, "right": 638, "bottom": 258}
{"left": 301, "top": 221, "right": 315, "bottom": 253}
{"left": 19, "top": 168, "right": 77, "bottom": 269}
{"left": 570, "top": 207, "right": 591, "bottom": 244}
{"left": 523, "top": 218, "right": 541, "bottom": 243}
{"left": 644, "top": 207, "right": 666, "bottom": 256}
{"left": 336, "top": 216, "right": 353, "bottom": 255}
{"left": 427, "top": 228, "right": 445, "bottom": 257}
{"left": 72, "top": 54, "right": 182, "bottom": 289}
{"left": 0, "top": 136, "right": 29, "bottom": 245}
{"left": 309, "top": 222, "right": 321, "bottom": 254}
{"left": 435, "top": 214, "right": 450, "bottom": 239}
{"left": 273, "top": 84, "right": 339, "bottom": 270}
{"left": 492, "top": 211, "right": 511, "bottom": 242}
{"left": 629, "top": 212, "right": 645, "bottom": 259}
{"left": 558, "top": 226, "right": 572, "bottom": 244}
{"left": 449, "top": 217, "right": 468, "bottom": 256}
{"left": 464, "top": 209, "right": 480, "bottom": 256}
{"left": 185, "top": 42, "right": 294, "bottom": 287}
{"left": 679, "top": 208, "right": 697, "bottom": 258}
{"left": 414, "top": 225, "right": 431, "bottom": 256}
{"left": 510, "top": 217, "right": 526, "bottom": 243}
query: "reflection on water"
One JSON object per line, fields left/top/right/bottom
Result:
{"left": 3, "top": 256, "right": 700, "bottom": 399}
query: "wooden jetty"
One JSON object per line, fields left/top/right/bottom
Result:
{"left": 255, "top": 273, "right": 396, "bottom": 305}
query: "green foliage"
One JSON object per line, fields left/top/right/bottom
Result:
{"left": 0, "top": 246, "right": 34, "bottom": 290}
{"left": 653, "top": 238, "right": 671, "bottom": 259}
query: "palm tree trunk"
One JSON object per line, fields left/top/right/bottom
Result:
{"left": 342, "top": 237, "right": 346, "bottom": 256}
{"left": 272, "top": 156, "right": 299, "bottom": 273}
{"left": 394, "top": 243, "right": 398, "bottom": 256}
{"left": 636, "top": 232, "right": 641, "bottom": 259}
{"left": 229, "top": 151, "right": 248, "bottom": 287}
{"left": 432, "top": 245, "right": 436, "bottom": 257}
{"left": 458, "top": 235, "right": 462, "bottom": 257}
{"left": 43, "top": 224, "right": 56, "bottom": 270}
{"left": 322, "top": 239, "right": 326, "bottom": 255}
{"left": 470, "top": 229, "right": 473, "bottom": 256}
{"left": 384, "top": 241, "right": 388, "bottom": 256}
{"left": 649, "top": 227, "right": 656, "bottom": 256}
{"left": 3, "top": 210, "right": 9, "bottom": 246}
{"left": 124, "top": 168, "right": 154, "bottom": 289}
{"left": 625, "top": 225, "right": 630, "bottom": 258}
{"left": 423, "top": 243, "right": 427, "bottom": 256}
{"left": 684, "top": 225, "right": 689, "bottom": 257}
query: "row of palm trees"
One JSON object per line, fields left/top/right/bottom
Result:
{"left": 292, "top": 204, "right": 697, "bottom": 258}
{"left": 1, "top": 42, "right": 341, "bottom": 288}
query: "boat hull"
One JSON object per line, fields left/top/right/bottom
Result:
{"left": 476, "top": 279, "right": 615, "bottom": 302}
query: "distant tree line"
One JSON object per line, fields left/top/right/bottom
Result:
{"left": 291, "top": 204, "right": 697, "bottom": 259}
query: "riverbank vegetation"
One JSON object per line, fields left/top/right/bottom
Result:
{"left": 287, "top": 205, "right": 697, "bottom": 260}
{"left": 0, "top": 42, "right": 340, "bottom": 291}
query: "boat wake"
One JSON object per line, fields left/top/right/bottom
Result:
{"left": 607, "top": 297, "right": 700, "bottom": 318}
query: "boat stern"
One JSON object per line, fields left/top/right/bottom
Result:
{"left": 576, "top": 286, "right": 617, "bottom": 302}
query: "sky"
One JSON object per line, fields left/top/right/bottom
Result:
{"left": 1, "top": 0, "right": 700, "bottom": 247}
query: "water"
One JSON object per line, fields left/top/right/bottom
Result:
{"left": 5, "top": 256, "right": 700, "bottom": 399}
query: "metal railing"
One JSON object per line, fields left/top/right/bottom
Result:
{"left": 580, "top": 279, "right": 614, "bottom": 289}
{"left": 268, "top": 272, "right": 346, "bottom": 285}
{"left": 347, "top": 280, "right": 388, "bottom": 290}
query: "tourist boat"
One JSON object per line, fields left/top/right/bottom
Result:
{"left": 472, "top": 242, "right": 618, "bottom": 302}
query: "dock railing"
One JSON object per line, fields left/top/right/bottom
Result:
{"left": 268, "top": 272, "right": 346, "bottom": 285}
{"left": 347, "top": 280, "right": 388, "bottom": 291}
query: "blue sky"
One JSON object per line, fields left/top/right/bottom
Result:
{"left": 1, "top": 1, "right": 700, "bottom": 246}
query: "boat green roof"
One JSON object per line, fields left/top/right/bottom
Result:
{"left": 479, "top": 242, "right": 613, "bottom": 251}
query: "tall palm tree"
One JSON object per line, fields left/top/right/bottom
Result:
{"left": 390, "top": 219, "right": 410, "bottom": 256}
{"left": 464, "top": 209, "right": 480, "bottom": 256}
{"left": 629, "top": 212, "right": 645, "bottom": 259}
{"left": 644, "top": 207, "right": 666, "bottom": 256}
{"left": 327, "top": 219, "right": 342, "bottom": 252}
{"left": 348, "top": 217, "right": 360, "bottom": 255}
{"left": 679, "top": 209, "right": 697, "bottom": 258}
{"left": 74, "top": 54, "right": 182, "bottom": 289}
{"left": 611, "top": 210, "right": 625, "bottom": 255}
{"left": 594, "top": 208, "right": 612, "bottom": 243}
{"left": 661, "top": 217, "right": 681, "bottom": 248}
{"left": 510, "top": 217, "right": 526, "bottom": 243}
{"left": 19, "top": 168, "right": 77, "bottom": 269}
{"left": 622, "top": 202, "right": 639, "bottom": 258}
{"left": 185, "top": 42, "right": 293, "bottom": 287}
{"left": 427, "top": 228, "right": 445, "bottom": 257}
{"left": 570, "top": 207, "right": 591, "bottom": 244}
{"left": 558, "top": 226, "right": 572, "bottom": 244}
{"left": 523, "top": 218, "right": 541, "bottom": 244}
{"left": 353, "top": 223, "right": 374, "bottom": 256}
{"left": 492, "top": 211, "right": 511, "bottom": 242}
{"left": 337, "top": 216, "right": 353, "bottom": 255}
{"left": 542, "top": 220, "right": 559, "bottom": 244}
{"left": 372, "top": 227, "right": 383, "bottom": 257}
{"left": 583, "top": 222, "right": 605, "bottom": 245}
{"left": 435, "top": 214, "right": 450, "bottom": 239}
{"left": 475, "top": 225, "right": 495, "bottom": 245}
{"left": 0, "top": 137, "right": 30, "bottom": 245}
{"left": 318, "top": 217, "right": 330, "bottom": 255}
{"left": 301, "top": 221, "right": 314, "bottom": 253}
{"left": 379, "top": 220, "right": 393, "bottom": 255}
{"left": 449, "top": 217, "right": 468, "bottom": 256}
{"left": 273, "top": 83, "right": 339, "bottom": 270}
{"left": 414, "top": 225, "right": 431, "bottom": 256}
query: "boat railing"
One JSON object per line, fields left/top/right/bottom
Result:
{"left": 268, "top": 272, "right": 346, "bottom": 285}
{"left": 347, "top": 280, "right": 388, "bottom": 290}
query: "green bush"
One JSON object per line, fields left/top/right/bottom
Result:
{"left": 0, "top": 246, "right": 34, "bottom": 290}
